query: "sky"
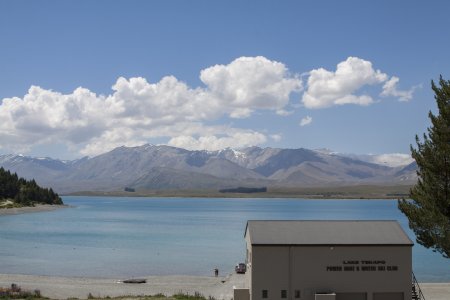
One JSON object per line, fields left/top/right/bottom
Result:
{"left": 1, "top": 0, "right": 450, "bottom": 160}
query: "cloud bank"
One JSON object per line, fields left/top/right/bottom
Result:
{"left": 0, "top": 56, "right": 300, "bottom": 155}
{"left": 0, "top": 56, "right": 415, "bottom": 156}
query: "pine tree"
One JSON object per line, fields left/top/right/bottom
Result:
{"left": 0, "top": 167, "right": 63, "bottom": 206}
{"left": 399, "top": 76, "right": 450, "bottom": 258}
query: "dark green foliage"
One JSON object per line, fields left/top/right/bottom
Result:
{"left": 0, "top": 167, "right": 63, "bottom": 206}
{"left": 399, "top": 76, "right": 450, "bottom": 258}
{"left": 219, "top": 186, "right": 267, "bottom": 193}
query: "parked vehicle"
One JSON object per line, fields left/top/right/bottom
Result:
{"left": 235, "top": 263, "right": 246, "bottom": 274}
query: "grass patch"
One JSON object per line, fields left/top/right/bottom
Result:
{"left": 1, "top": 283, "right": 215, "bottom": 300}
{"left": 0, "top": 284, "right": 47, "bottom": 300}
{"left": 82, "top": 293, "right": 213, "bottom": 300}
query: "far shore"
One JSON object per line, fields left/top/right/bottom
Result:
{"left": 0, "top": 204, "right": 68, "bottom": 216}
{"left": 65, "top": 184, "right": 412, "bottom": 200}
{"left": 0, "top": 273, "right": 448, "bottom": 300}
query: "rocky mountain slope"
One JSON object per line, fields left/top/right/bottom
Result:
{"left": 0, "top": 145, "right": 417, "bottom": 193}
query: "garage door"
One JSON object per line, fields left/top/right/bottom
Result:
{"left": 373, "top": 292, "right": 403, "bottom": 300}
{"left": 336, "top": 293, "right": 367, "bottom": 300}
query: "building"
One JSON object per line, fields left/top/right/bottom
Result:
{"left": 238, "top": 220, "right": 415, "bottom": 300}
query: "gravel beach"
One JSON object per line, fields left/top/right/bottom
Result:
{"left": 0, "top": 273, "right": 246, "bottom": 300}
{"left": 0, "top": 204, "right": 68, "bottom": 216}
{"left": 0, "top": 273, "right": 448, "bottom": 300}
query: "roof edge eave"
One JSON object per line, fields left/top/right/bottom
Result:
{"left": 251, "top": 243, "right": 414, "bottom": 247}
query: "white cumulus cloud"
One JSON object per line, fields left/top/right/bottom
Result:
{"left": 200, "top": 56, "right": 302, "bottom": 118}
{"left": 300, "top": 116, "right": 313, "bottom": 126}
{"left": 302, "top": 57, "right": 414, "bottom": 109}
{"left": 270, "top": 134, "right": 282, "bottom": 142}
{"left": 276, "top": 109, "right": 294, "bottom": 116}
{"left": 381, "top": 76, "right": 416, "bottom": 101}
{"left": 0, "top": 86, "right": 107, "bottom": 151}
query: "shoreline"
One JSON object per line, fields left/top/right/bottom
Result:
{"left": 63, "top": 184, "right": 412, "bottom": 199}
{"left": 65, "top": 194, "right": 406, "bottom": 200}
{"left": 0, "top": 204, "right": 68, "bottom": 216}
{"left": 0, "top": 273, "right": 448, "bottom": 300}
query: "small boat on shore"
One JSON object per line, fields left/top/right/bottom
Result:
{"left": 122, "top": 278, "right": 147, "bottom": 284}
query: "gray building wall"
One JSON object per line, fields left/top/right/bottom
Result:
{"left": 246, "top": 242, "right": 411, "bottom": 300}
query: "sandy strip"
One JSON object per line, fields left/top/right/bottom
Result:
{"left": 0, "top": 274, "right": 449, "bottom": 300}
{"left": 0, "top": 273, "right": 246, "bottom": 299}
{"left": 419, "top": 283, "right": 450, "bottom": 300}
{"left": 0, "top": 204, "right": 68, "bottom": 216}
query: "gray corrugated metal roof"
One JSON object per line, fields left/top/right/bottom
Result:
{"left": 245, "top": 220, "right": 413, "bottom": 246}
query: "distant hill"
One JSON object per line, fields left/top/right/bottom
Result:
{"left": 0, "top": 167, "right": 63, "bottom": 206}
{"left": 0, "top": 145, "right": 417, "bottom": 194}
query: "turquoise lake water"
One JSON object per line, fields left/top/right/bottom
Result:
{"left": 0, "top": 196, "right": 449, "bottom": 282}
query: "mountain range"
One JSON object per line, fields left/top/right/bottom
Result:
{"left": 0, "top": 145, "right": 417, "bottom": 194}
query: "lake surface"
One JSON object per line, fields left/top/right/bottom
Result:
{"left": 0, "top": 197, "right": 449, "bottom": 282}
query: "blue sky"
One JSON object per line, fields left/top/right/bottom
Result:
{"left": 1, "top": 0, "right": 449, "bottom": 159}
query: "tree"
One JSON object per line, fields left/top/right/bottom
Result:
{"left": 0, "top": 167, "right": 63, "bottom": 206}
{"left": 399, "top": 76, "right": 450, "bottom": 258}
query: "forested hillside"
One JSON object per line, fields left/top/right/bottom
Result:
{"left": 0, "top": 167, "right": 63, "bottom": 206}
